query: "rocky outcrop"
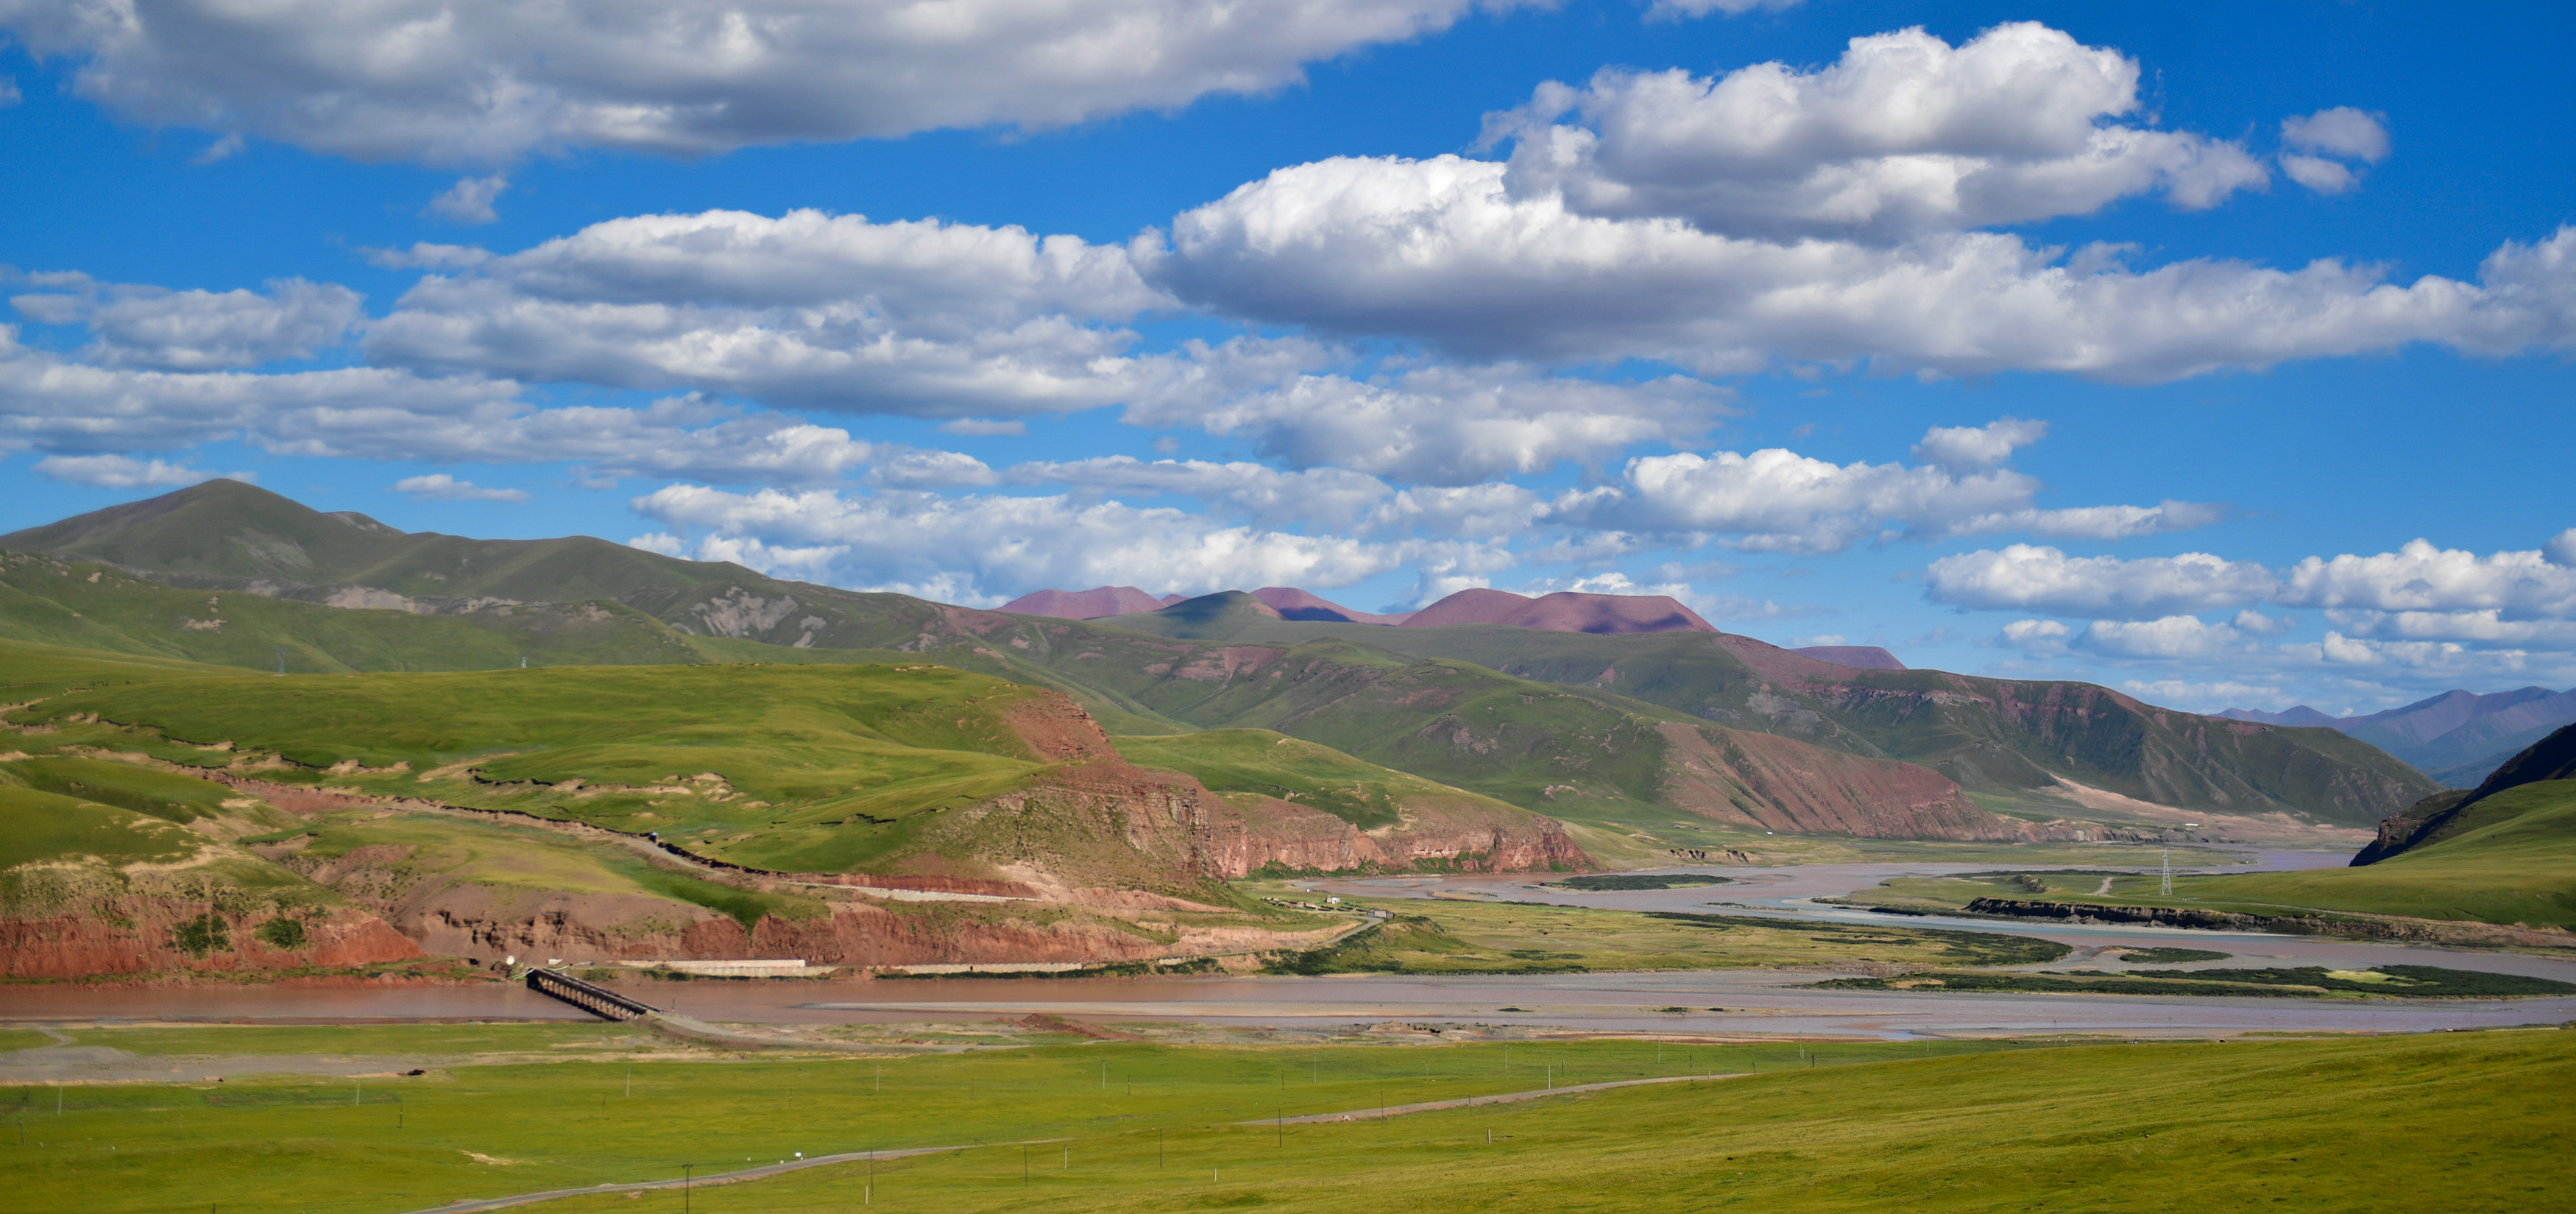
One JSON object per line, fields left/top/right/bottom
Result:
{"left": 0, "top": 899, "right": 421, "bottom": 980}
{"left": 969, "top": 689, "right": 1589, "bottom": 881}
{"left": 2352, "top": 788, "right": 2477, "bottom": 865}
{"left": 1192, "top": 791, "right": 1586, "bottom": 876}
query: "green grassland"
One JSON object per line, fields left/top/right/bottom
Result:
{"left": 32, "top": 1021, "right": 674, "bottom": 1057}
{"left": 2115, "top": 947, "right": 2230, "bottom": 963}
{"left": 0, "top": 784, "right": 205, "bottom": 870}
{"left": 0, "top": 783, "right": 329, "bottom": 921}
{"left": 1113, "top": 730, "right": 1538, "bottom": 831}
{"left": 1256, "top": 896, "right": 2069, "bottom": 974}
{"left": 1840, "top": 782, "right": 2576, "bottom": 930}
{"left": 4, "top": 657, "right": 1083, "bottom": 875}
{"left": 258, "top": 807, "right": 832, "bottom": 931}
{"left": 7, "top": 1028, "right": 2569, "bottom": 1213}
{"left": 3, "top": 753, "right": 297, "bottom": 833}
{"left": 1079, "top": 639, "right": 1684, "bottom": 816}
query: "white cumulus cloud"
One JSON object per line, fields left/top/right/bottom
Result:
{"left": 1128, "top": 364, "right": 1733, "bottom": 485}
{"left": 428, "top": 175, "right": 509, "bottom": 224}
{"left": 12, "top": 274, "right": 363, "bottom": 370}
{"left": 2078, "top": 614, "right": 2254, "bottom": 660}
{"left": 2276, "top": 538, "right": 2576, "bottom": 617}
{"left": 392, "top": 473, "right": 529, "bottom": 502}
{"left": 1925, "top": 545, "right": 2280, "bottom": 619}
{"left": 1911, "top": 417, "right": 2048, "bottom": 471}
{"left": 32, "top": 454, "right": 247, "bottom": 488}
{"left": 2277, "top": 107, "right": 2388, "bottom": 196}
{"left": 1558, "top": 433, "right": 2221, "bottom": 554}
{"left": 629, "top": 482, "right": 1409, "bottom": 603}
{"left": 1150, "top": 149, "right": 2576, "bottom": 381}
{"left": 2282, "top": 107, "right": 2391, "bottom": 163}
{"left": 367, "top": 208, "right": 1176, "bottom": 416}
{"left": 0, "top": 0, "right": 1504, "bottom": 166}
{"left": 1488, "top": 24, "right": 2268, "bottom": 241}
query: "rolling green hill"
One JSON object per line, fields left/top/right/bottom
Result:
{"left": 0, "top": 641, "right": 1432, "bottom": 977}
{"left": 0, "top": 550, "right": 714, "bottom": 671}
{"left": 0, "top": 479, "right": 976, "bottom": 653}
{"left": 1114, "top": 729, "right": 1524, "bottom": 833}
{"left": 1, "top": 481, "right": 2438, "bottom": 841}
{"left": 1, "top": 649, "right": 1186, "bottom": 885}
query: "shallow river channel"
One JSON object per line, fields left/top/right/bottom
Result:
{"left": 7, "top": 854, "right": 2572, "bottom": 1040}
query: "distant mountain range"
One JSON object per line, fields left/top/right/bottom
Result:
{"left": 1005, "top": 582, "right": 1715, "bottom": 634}
{"left": 0, "top": 481, "right": 2435, "bottom": 849}
{"left": 2219, "top": 688, "right": 2576, "bottom": 787}
{"left": 1002, "top": 582, "right": 1902, "bottom": 669}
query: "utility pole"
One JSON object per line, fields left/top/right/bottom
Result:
{"left": 681, "top": 1163, "right": 696, "bottom": 1214}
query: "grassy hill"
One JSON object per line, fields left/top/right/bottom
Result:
{"left": 1093, "top": 613, "right": 2437, "bottom": 828}
{"left": 1114, "top": 729, "right": 1528, "bottom": 833}
{"left": 1, "top": 648, "right": 1181, "bottom": 884}
{"left": 1, "top": 481, "right": 2439, "bottom": 841}
{"left": 0, "top": 549, "right": 715, "bottom": 671}
{"left": 0, "top": 636, "right": 1617, "bottom": 977}
{"left": 2168, "top": 780, "right": 2576, "bottom": 927}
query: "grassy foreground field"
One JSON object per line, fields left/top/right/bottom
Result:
{"left": 6, "top": 1027, "right": 2569, "bottom": 1213}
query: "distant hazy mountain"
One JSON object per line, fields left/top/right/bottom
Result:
{"left": 1792, "top": 646, "right": 1906, "bottom": 671}
{"left": 2217, "top": 688, "right": 2576, "bottom": 787}
{"left": 1016, "top": 583, "right": 1711, "bottom": 634}
{"left": 998, "top": 586, "right": 1183, "bottom": 619}
{"left": 2214, "top": 705, "right": 2343, "bottom": 728}
{"left": 1249, "top": 587, "right": 1415, "bottom": 625}
{"left": 1401, "top": 587, "right": 1716, "bottom": 635}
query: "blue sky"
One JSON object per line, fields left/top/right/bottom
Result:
{"left": 2, "top": 0, "right": 2572, "bottom": 715}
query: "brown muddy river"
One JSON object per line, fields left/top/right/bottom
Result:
{"left": 8, "top": 853, "right": 2572, "bottom": 1040}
